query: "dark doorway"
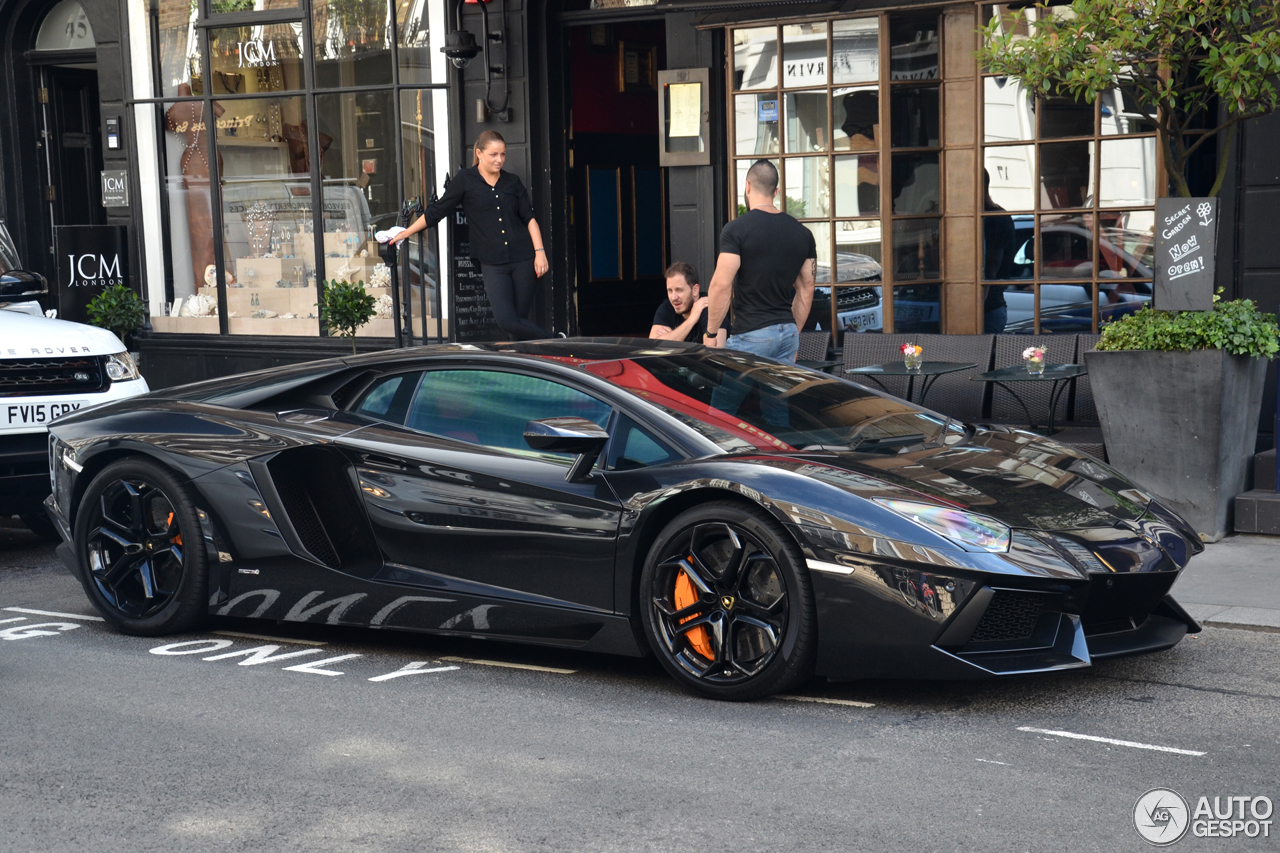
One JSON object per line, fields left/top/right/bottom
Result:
{"left": 44, "top": 66, "right": 104, "bottom": 227}
{"left": 566, "top": 21, "right": 667, "bottom": 336}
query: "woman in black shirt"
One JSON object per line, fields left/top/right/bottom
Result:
{"left": 391, "top": 131, "right": 550, "bottom": 340}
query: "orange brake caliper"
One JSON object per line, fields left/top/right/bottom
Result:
{"left": 673, "top": 566, "right": 713, "bottom": 660}
{"left": 166, "top": 512, "right": 183, "bottom": 546}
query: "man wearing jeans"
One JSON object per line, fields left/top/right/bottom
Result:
{"left": 704, "top": 160, "right": 817, "bottom": 363}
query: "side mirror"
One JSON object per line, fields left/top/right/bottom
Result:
{"left": 524, "top": 417, "right": 610, "bottom": 482}
{"left": 0, "top": 270, "right": 48, "bottom": 300}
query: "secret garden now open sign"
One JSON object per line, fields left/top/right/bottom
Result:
{"left": 1154, "top": 197, "right": 1216, "bottom": 312}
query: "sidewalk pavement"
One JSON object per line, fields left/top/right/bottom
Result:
{"left": 1173, "top": 535, "right": 1280, "bottom": 631}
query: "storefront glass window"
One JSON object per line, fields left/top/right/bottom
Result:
{"left": 208, "top": 25, "right": 305, "bottom": 94}
{"left": 312, "top": 0, "right": 393, "bottom": 89}
{"left": 729, "top": 13, "right": 945, "bottom": 338}
{"left": 832, "top": 18, "right": 877, "bottom": 84}
{"left": 151, "top": 100, "right": 219, "bottom": 334}
{"left": 134, "top": 0, "right": 450, "bottom": 342}
{"left": 397, "top": 0, "right": 432, "bottom": 85}
{"left": 210, "top": 0, "right": 299, "bottom": 15}
{"left": 216, "top": 95, "right": 319, "bottom": 335}
{"left": 981, "top": 1, "right": 1158, "bottom": 333}
{"left": 733, "top": 27, "right": 778, "bottom": 91}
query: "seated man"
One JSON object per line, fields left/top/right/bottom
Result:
{"left": 648, "top": 262, "right": 728, "bottom": 344}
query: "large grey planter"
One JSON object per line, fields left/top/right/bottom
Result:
{"left": 1084, "top": 349, "right": 1269, "bottom": 541}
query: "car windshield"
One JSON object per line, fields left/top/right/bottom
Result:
{"left": 0, "top": 222, "right": 21, "bottom": 273}
{"left": 583, "top": 351, "right": 950, "bottom": 454}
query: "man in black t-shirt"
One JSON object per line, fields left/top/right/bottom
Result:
{"left": 704, "top": 160, "right": 816, "bottom": 364}
{"left": 648, "top": 262, "right": 728, "bottom": 344}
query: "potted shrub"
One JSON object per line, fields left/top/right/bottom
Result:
{"left": 1086, "top": 297, "right": 1279, "bottom": 540}
{"left": 317, "top": 279, "right": 377, "bottom": 354}
{"left": 86, "top": 283, "right": 147, "bottom": 351}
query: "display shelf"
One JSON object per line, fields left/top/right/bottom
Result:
{"left": 151, "top": 316, "right": 220, "bottom": 334}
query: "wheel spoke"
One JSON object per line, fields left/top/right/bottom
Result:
{"left": 691, "top": 523, "right": 744, "bottom": 586}
{"left": 654, "top": 597, "right": 710, "bottom": 622}
{"left": 90, "top": 524, "right": 138, "bottom": 552}
{"left": 97, "top": 549, "right": 145, "bottom": 588}
{"left": 136, "top": 558, "right": 158, "bottom": 599}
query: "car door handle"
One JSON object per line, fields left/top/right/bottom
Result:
{"left": 359, "top": 452, "right": 411, "bottom": 471}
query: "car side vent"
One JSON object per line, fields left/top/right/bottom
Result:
{"left": 263, "top": 446, "right": 382, "bottom": 577}
{"left": 968, "top": 591, "right": 1045, "bottom": 644}
{"left": 270, "top": 465, "right": 342, "bottom": 569}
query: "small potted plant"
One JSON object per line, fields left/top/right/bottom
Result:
{"left": 900, "top": 343, "right": 923, "bottom": 373}
{"left": 317, "top": 279, "right": 377, "bottom": 354}
{"left": 1022, "top": 346, "right": 1045, "bottom": 376}
{"left": 86, "top": 284, "right": 147, "bottom": 351}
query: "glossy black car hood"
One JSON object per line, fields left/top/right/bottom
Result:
{"left": 748, "top": 428, "right": 1150, "bottom": 532}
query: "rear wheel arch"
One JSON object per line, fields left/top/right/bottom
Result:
{"left": 70, "top": 447, "right": 180, "bottom": 528}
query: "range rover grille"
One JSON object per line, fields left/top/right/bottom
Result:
{"left": 0, "top": 356, "right": 107, "bottom": 397}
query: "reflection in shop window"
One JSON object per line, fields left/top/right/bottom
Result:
{"left": 836, "top": 220, "right": 882, "bottom": 280}
{"left": 893, "top": 284, "right": 941, "bottom": 334}
{"left": 890, "top": 85, "right": 939, "bottom": 148}
{"left": 782, "top": 23, "right": 828, "bottom": 88}
{"left": 785, "top": 90, "right": 829, "bottom": 153}
{"left": 216, "top": 95, "right": 321, "bottom": 336}
{"left": 317, "top": 91, "right": 398, "bottom": 337}
{"left": 1099, "top": 211, "right": 1155, "bottom": 278}
{"left": 888, "top": 13, "right": 938, "bottom": 81}
{"left": 1038, "top": 212, "right": 1094, "bottom": 280}
{"left": 1039, "top": 141, "right": 1094, "bottom": 209}
{"left": 834, "top": 154, "right": 879, "bottom": 217}
{"left": 833, "top": 86, "right": 878, "bottom": 151}
{"left": 312, "top": 0, "right": 393, "bottom": 89}
{"left": 786, "top": 158, "right": 830, "bottom": 218}
{"left": 400, "top": 89, "right": 446, "bottom": 340}
{"left": 733, "top": 27, "right": 778, "bottom": 91}
{"left": 1099, "top": 137, "right": 1156, "bottom": 207}
{"left": 397, "top": 0, "right": 432, "bottom": 84}
{"left": 983, "top": 144, "right": 1034, "bottom": 212}
{"left": 209, "top": 0, "right": 298, "bottom": 14}
{"left": 152, "top": 0, "right": 200, "bottom": 99}
{"left": 983, "top": 76, "right": 1034, "bottom": 143}
{"left": 891, "top": 153, "right": 939, "bottom": 215}
{"left": 893, "top": 218, "right": 940, "bottom": 281}
{"left": 152, "top": 100, "right": 219, "bottom": 333}
{"left": 208, "top": 25, "right": 305, "bottom": 94}
{"left": 832, "top": 18, "right": 878, "bottom": 84}
{"left": 735, "top": 93, "right": 780, "bottom": 156}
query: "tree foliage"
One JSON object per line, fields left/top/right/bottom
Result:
{"left": 317, "top": 279, "right": 376, "bottom": 354}
{"left": 978, "top": 0, "right": 1280, "bottom": 197}
{"left": 1096, "top": 294, "right": 1279, "bottom": 357}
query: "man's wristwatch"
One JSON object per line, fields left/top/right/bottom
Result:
{"left": 704, "top": 330, "right": 720, "bottom": 338}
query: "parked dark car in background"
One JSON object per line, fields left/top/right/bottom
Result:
{"left": 46, "top": 340, "right": 1202, "bottom": 700}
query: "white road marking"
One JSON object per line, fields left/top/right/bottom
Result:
{"left": 439, "top": 655, "right": 576, "bottom": 674}
{"left": 4, "top": 606, "right": 103, "bottom": 622}
{"left": 1017, "top": 727, "right": 1206, "bottom": 756}
{"left": 204, "top": 645, "right": 325, "bottom": 666}
{"left": 368, "top": 662, "right": 460, "bottom": 682}
{"left": 212, "top": 630, "right": 326, "bottom": 646}
{"left": 777, "top": 695, "right": 875, "bottom": 708}
{"left": 976, "top": 758, "right": 1008, "bottom": 766}
{"left": 282, "top": 654, "right": 362, "bottom": 676}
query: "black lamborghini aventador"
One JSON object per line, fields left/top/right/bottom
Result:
{"left": 43, "top": 339, "right": 1203, "bottom": 700}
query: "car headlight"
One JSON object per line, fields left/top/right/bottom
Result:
{"left": 874, "top": 498, "right": 1011, "bottom": 553}
{"left": 104, "top": 352, "right": 140, "bottom": 382}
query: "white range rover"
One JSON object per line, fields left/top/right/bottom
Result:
{"left": 0, "top": 224, "right": 149, "bottom": 540}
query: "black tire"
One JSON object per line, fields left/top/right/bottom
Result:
{"left": 639, "top": 500, "right": 816, "bottom": 700}
{"left": 21, "top": 511, "right": 62, "bottom": 543}
{"left": 72, "top": 457, "right": 208, "bottom": 636}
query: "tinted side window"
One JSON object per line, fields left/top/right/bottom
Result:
{"left": 355, "top": 373, "right": 420, "bottom": 424}
{"left": 608, "top": 416, "right": 680, "bottom": 471}
{"left": 406, "top": 370, "right": 611, "bottom": 456}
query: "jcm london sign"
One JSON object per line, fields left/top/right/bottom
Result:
{"left": 53, "top": 225, "right": 130, "bottom": 325}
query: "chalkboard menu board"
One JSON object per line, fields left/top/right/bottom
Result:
{"left": 447, "top": 209, "right": 503, "bottom": 342}
{"left": 1154, "top": 197, "right": 1217, "bottom": 312}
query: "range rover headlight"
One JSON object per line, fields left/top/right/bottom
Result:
{"left": 104, "top": 352, "right": 140, "bottom": 381}
{"left": 874, "top": 498, "right": 1011, "bottom": 553}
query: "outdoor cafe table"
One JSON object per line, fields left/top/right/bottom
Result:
{"left": 970, "top": 363, "right": 1088, "bottom": 434}
{"left": 845, "top": 361, "right": 978, "bottom": 407}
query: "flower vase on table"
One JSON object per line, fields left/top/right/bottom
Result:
{"left": 901, "top": 343, "right": 923, "bottom": 373}
{"left": 1023, "top": 346, "right": 1046, "bottom": 376}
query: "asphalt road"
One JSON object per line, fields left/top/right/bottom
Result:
{"left": 3, "top": 522, "right": 1279, "bottom": 853}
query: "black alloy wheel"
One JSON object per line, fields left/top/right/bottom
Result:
{"left": 640, "top": 501, "right": 815, "bottom": 700}
{"left": 73, "top": 458, "right": 208, "bottom": 635}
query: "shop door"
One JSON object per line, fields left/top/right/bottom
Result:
{"left": 44, "top": 67, "right": 104, "bottom": 227}
{"left": 567, "top": 22, "right": 668, "bottom": 336}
